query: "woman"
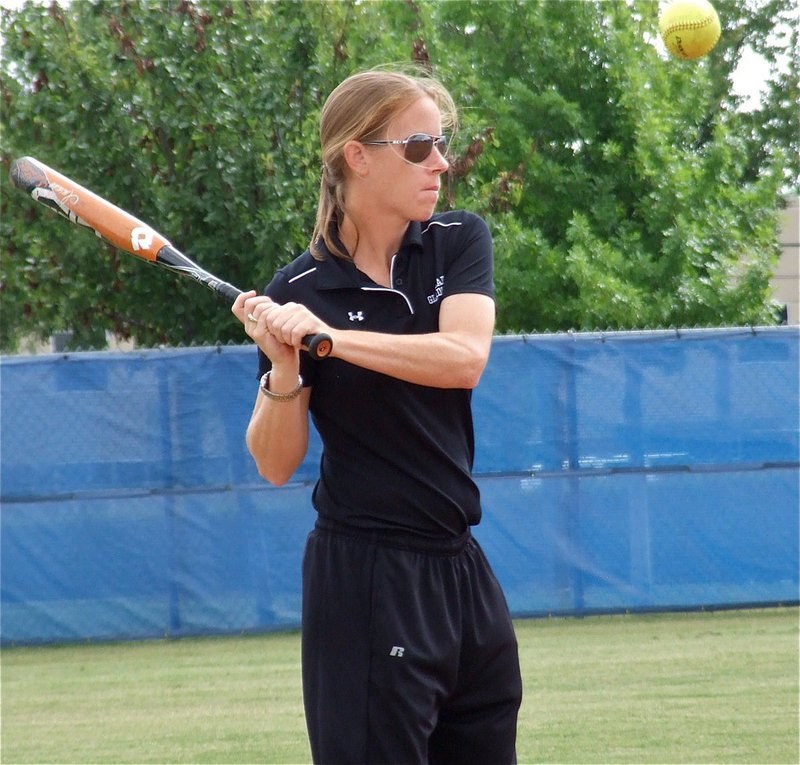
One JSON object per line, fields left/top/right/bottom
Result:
{"left": 233, "top": 68, "right": 522, "bottom": 764}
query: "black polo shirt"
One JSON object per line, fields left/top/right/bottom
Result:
{"left": 257, "top": 210, "right": 494, "bottom": 537}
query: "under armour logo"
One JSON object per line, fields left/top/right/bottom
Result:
{"left": 348, "top": 311, "right": 365, "bottom": 322}
{"left": 389, "top": 646, "right": 405, "bottom": 658}
{"left": 130, "top": 226, "right": 155, "bottom": 252}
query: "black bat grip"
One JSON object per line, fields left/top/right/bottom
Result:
{"left": 215, "top": 282, "right": 243, "bottom": 301}
{"left": 215, "top": 281, "right": 332, "bottom": 361}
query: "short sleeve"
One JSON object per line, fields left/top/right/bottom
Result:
{"left": 442, "top": 213, "right": 495, "bottom": 300}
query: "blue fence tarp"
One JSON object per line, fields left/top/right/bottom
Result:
{"left": 2, "top": 327, "right": 798, "bottom": 644}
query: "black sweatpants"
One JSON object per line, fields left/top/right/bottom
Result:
{"left": 301, "top": 519, "right": 523, "bottom": 765}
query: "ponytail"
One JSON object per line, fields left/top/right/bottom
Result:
{"left": 310, "top": 163, "right": 349, "bottom": 260}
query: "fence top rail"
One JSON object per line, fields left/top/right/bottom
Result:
{"left": 498, "top": 325, "right": 798, "bottom": 345}
{"left": 2, "top": 325, "right": 797, "bottom": 365}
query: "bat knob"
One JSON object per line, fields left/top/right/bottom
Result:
{"left": 304, "top": 333, "right": 333, "bottom": 361}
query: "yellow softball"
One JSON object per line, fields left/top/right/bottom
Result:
{"left": 659, "top": 0, "right": 721, "bottom": 60}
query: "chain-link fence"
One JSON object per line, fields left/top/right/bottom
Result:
{"left": 2, "top": 328, "right": 798, "bottom": 644}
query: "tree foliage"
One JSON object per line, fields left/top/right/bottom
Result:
{"left": 1, "top": 0, "right": 795, "bottom": 351}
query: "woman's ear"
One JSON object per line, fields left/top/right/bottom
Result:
{"left": 343, "top": 140, "right": 369, "bottom": 178}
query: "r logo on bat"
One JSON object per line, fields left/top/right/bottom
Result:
{"left": 131, "top": 226, "right": 155, "bottom": 252}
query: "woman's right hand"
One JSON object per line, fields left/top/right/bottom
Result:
{"left": 232, "top": 291, "right": 299, "bottom": 367}
{"left": 233, "top": 291, "right": 333, "bottom": 365}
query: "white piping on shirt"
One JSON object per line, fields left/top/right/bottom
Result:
{"left": 360, "top": 286, "right": 414, "bottom": 314}
{"left": 287, "top": 267, "right": 317, "bottom": 284}
{"left": 421, "top": 220, "right": 463, "bottom": 235}
{"left": 360, "top": 253, "right": 414, "bottom": 313}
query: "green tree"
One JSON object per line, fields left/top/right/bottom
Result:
{"left": 433, "top": 0, "right": 791, "bottom": 331}
{"left": 1, "top": 0, "right": 794, "bottom": 351}
{"left": 1, "top": 0, "right": 336, "bottom": 349}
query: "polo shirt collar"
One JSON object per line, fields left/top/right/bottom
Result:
{"left": 314, "top": 220, "right": 424, "bottom": 290}
{"left": 403, "top": 220, "right": 423, "bottom": 250}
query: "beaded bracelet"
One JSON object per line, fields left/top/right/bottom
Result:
{"left": 259, "top": 372, "right": 303, "bottom": 401}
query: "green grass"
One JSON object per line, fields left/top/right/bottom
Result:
{"left": 516, "top": 608, "right": 799, "bottom": 764}
{"left": 2, "top": 608, "right": 797, "bottom": 764}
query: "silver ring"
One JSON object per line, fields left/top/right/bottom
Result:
{"left": 247, "top": 313, "right": 257, "bottom": 322}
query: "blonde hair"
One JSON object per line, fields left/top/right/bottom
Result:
{"left": 310, "top": 67, "right": 458, "bottom": 260}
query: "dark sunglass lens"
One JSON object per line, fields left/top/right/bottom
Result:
{"left": 404, "top": 134, "right": 435, "bottom": 163}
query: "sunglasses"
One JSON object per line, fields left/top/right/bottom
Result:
{"left": 362, "top": 133, "right": 449, "bottom": 164}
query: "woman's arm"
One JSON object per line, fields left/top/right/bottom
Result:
{"left": 327, "top": 293, "right": 496, "bottom": 389}
{"left": 245, "top": 376, "right": 311, "bottom": 487}
{"left": 233, "top": 291, "right": 312, "bottom": 486}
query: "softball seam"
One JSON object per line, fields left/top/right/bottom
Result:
{"left": 662, "top": 16, "right": 716, "bottom": 36}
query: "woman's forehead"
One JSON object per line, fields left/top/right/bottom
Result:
{"left": 387, "top": 96, "right": 443, "bottom": 133}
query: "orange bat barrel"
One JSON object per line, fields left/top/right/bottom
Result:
{"left": 9, "top": 156, "right": 170, "bottom": 261}
{"left": 9, "top": 156, "right": 334, "bottom": 360}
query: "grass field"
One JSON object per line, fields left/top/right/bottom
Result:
{"left": 2, "top": 607, "right": 797, "bottom": 764}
